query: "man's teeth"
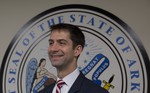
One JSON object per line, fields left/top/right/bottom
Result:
{"left": 52, "top": 55, "right": 62, "bottom": 57}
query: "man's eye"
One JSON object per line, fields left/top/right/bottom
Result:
{"left": 49, "top": 41, "right": 53, "bottom": 46}
{"left": 49, "top": 42, "right": 53, "bottom": 45}
{"left": 60, "top": 42, "right": 66, "bottom": 45}
{"left": 59, "top": 41, "right": 67, "bottom": 45}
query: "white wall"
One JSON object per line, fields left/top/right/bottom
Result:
{"left": 0, "top": 0, "right": 150, "bottom": 67}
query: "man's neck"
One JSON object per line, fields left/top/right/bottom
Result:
{"left": 57, "top": 66, "right": 77, "bottom": 79}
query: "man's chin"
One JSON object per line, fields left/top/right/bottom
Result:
{"left": 51, "top": 62, "right": 61, "bottom": 67}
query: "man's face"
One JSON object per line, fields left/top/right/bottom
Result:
{"left": 48, "top": 29, "right": 77, "bottom": 69}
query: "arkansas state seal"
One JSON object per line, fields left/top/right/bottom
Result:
{"left": 0, "top": 4, "right": 149, "bottom": 93}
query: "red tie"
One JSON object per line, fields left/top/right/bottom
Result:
{"left": 56, "top": 80, "right": 65, "bottom": 93}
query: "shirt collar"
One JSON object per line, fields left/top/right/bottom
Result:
{"left": 57, "top": 68, "right": 80, "bottom": 87}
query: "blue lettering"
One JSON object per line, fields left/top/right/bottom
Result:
{"left": 23, "top": 38, "right": 30, "bottom": 46}
{"left": 106, "top": 26, "right": 115, "bottom": 36}
{"left": 8, "top": 77, "right": 15, "bottom": 84}
{"left": 29, "top": 31, "right": 36, "bottom": 39}
{"left": 122, "top": 45, "right": 132, "bottom": 53}
{"left": 79, "top": 14, "right": 86, "bottom": 23}
{"left": 116, "top": 37, "right": 132, "bottom": 53}
{"left": 98, "top": 21, "right": 107, "bottom": 29}
{"left": 92, "top": 56, "right": 109, "bottom": 81}
{"left": 12, "top": 59, "right": 19, "bottom": 67}
{"left": 16, "top": 50, "right": 23, "bottom": 57}
{"left": 12, "top": 51, "right": 23, "bottom": 66}
{"left": 58, "top": 16, "right": 64, "bottom": 23}
{"left": 70, "top": 14, "right": 76, "bottom": 22}
{"left": 130, "top": 70, "right": 139, "bottom": 79}
{"left": 90, "top": 62, "right": 94, "bottom": 67}
{"left": 127, "top": 59, "right": 136, "bottom": 68}
{"left": 131, "top": 82, "right": 140, "bottom": 91}
{"left": 47, "top": 18, "right": 55, "bottom": 27}
{"left": 87, "top": 65, "right": 92, "bottom": 70}
{"left": 9, "top": 68, "right": 16, "bottom": 74}
{"left": 116, "top": 36, "right": 125, "bottom": 45}
{"left": 38, "top": 23, "right": 45, "bottom": 32}
{"left": 87, "top": 17, "right": 94, "bottom": 26}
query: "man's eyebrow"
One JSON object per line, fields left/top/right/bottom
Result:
{"left": 48, "top": 39, "right": 53, "bottom": 43}
{"left": 59, "top": 39, "right": 69, "bottom": 42}
{"left": 48, "top": 39, "right": 67, "bottom": 42}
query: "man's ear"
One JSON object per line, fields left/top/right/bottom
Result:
{"left": 74, "top": 45, "right": 83, "bottom": 57}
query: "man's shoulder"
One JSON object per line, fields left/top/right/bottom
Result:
{"left": 38, "top": 82, "right": 55, "bottom": 93}
{"left": 83, "top": 75, "right": 109, "bottom": 93}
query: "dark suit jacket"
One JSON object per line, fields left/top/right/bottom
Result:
{"left": 39, "top": 72, "right": 109, "bottom": 93}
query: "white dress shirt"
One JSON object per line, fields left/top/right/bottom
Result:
{"left": 52, "top": 68, "right": 80, "bottom": 93}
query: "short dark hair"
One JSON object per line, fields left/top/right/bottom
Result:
{"left": 50, "top": 23, "right": 85, "bottom": 49}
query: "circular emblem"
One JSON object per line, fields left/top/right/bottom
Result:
{"left": 0, "top": 4, "right": 149, "bottom": 93}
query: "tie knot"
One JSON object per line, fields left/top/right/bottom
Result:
{"left": 57, "top": 80, "right": 65, "bottom": 88}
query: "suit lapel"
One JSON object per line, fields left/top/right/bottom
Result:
{"left": 49, "top": 83, "right": 55, "bottom": 92}
{"left": 45, "top": 82, "right": 56, "bottom": 93}
{"left": 68, "top": 72, "right": 85, "bottom": 93}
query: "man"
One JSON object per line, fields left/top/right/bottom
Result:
{"left": 39, "top": 23, "right": 109, "bottom": 93}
